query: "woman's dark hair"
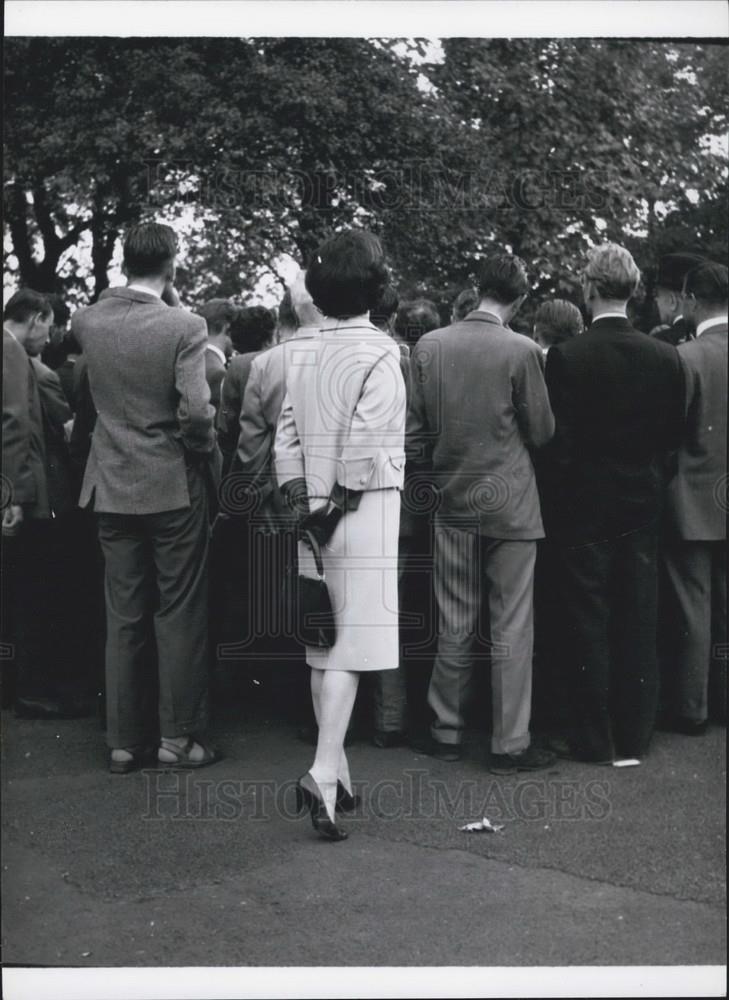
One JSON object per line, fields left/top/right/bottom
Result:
{"left": 123, "top": 222, "right": 178, "bottom": 279}
{"left": 370, "top": 285, "right": 399, "bottom": 330}
{"left": 230, "top": 305, "right": 276, "bottom": 354}
{"left": 305, "top": 230, "right": 389, "bottom": 319}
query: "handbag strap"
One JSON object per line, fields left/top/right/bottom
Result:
{"left": 301, "top": 528, "right": 325, "bottom": 579}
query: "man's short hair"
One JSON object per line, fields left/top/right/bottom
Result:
{"left": 534, "top": 299, "right": 584, "bottom": 347}
{"left": 452, "top": 287, "right": 479, "bottom": 321}
{"left": 196, "top": 298, "right": 238, "bottom": 336}
{"left": 277, "top": 288, "right": 298, "bottom": 331}
{"left": 306, "top": 230, "right": 389, "bottom": 319}
{"left": 394, "top": 298, "right": 441, "bottom": 346}
{"left": 477, "top": 254, "right": 530, "bottom": 305}
{"left": 684, "top": 261, "right": 729, "bottom": 306}
{"left": 370, "top": 285, "right": 399, "bottom": 330}
{"left": 123, "top": 222, "right": 178, "bottom": 279}
{"left": 44, "top": 292, "right": 71, "bottom": 327}
{"left": 230, "top": 305, "right": 276, "bottom": 354}
{"left": 3, "top": 288, "right": 52, "bottom": 323}
{"left": 584, "top": 243, "right": 640, "bottom": 300}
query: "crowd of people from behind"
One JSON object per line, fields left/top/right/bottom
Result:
{"left": 2, "top": 222, "right": 726, "bottom": 841}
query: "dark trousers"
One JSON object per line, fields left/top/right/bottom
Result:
{"left": 557, "top": 524, "right": 660, "bottom": 759}
{"left": 97, "top": 467, "right": 210, "bottom": 748}
{"left": 662, "top": 539, "right": 726, "bottom": 723}
{"left": 2, "top": 513, "right": 90, "bottom": 704}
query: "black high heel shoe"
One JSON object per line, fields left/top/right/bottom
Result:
{"left": 336, "top": 780, "right": 360, "bottom": 813}
{"left": 295, "top": 773, "right": 348, "bottom": 841}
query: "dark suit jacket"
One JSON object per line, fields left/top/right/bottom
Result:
{"left": 73, "top": 287, "right": 217, "bottom": 515}
{"left": 31, "top": 359, "right": 76, "bottom": 515}
{"left": 217, "top": 350, "right": 262, "bottom": 476}
{"left": 406, "top": 311, "right": 554, "bottom": 539}
{"left": 205, "top": 346, "right": 227, "bottom": 417}
{"left": 2, "top": 330, "right": 48, "bottom": 516}
{"left": 650, "top": 315, "right": 693, "bottom": 347}
{"left": 542, "top": 315, "right": 685, "bottom": 546}
{"left": 666, "top": 322, "right": 727, "bottom": 540}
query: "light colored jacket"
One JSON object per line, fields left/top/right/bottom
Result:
{"left": 74, "top": 286, "right": 216, "bottom": 514}
{"left": 274, "top": 324, "right": 406, "bottom": 512}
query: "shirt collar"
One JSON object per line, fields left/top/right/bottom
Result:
{"left": 3, "top": 325, "right": 18, "bottom": 342}
{"left": 696, "top": 316, "right": 727, "bottom": 338}
{"left": 126, "top": 283, "right": 161, "bottom": 299}
{"left": 206, "top": 342, "right": 227, "bottom": 366}
{"left": 591, "top": 311, "right": 628, "bottom": 322}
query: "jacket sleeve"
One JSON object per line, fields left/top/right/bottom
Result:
{"left": 236, "top": 359, "right": 272, "bottom": 486}
{"left": 2, "top": 335, "right": 34, "bottom": 505}
{"left": 175, "top": 319, "right": 216, "bottom": 454}
{"left": 512, "top": 346, "right": 555, "bottom": 449}
{"left": 274, "top": 390, "right": 305, "bottom": 487}
{"left": 405, "top": 342, "right": 434, "bottom": 473}
{"left": 32, "top": 361, "right": 72, "bottom": 430}
{"left": 217, "top": 366, "right": 243, "bottom": 476}
{"left": 336, "top": 350, "right": 406, "bottom": 490}
{"left": 543, "top": 346, "right": 574, "bottom": 469}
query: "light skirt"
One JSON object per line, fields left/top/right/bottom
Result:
{"left": 300, "top": 488, "right": 401, "bottom": 671}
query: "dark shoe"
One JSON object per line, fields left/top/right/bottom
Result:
{"left": 14, "top": 696, "right": 85, "bottom": 720}
{"left": 335, "top": 780, "right": 360, "bottom": 813}
{"left": 543, "top": 737, "right": 613, "bottom": 765}
{"left": 489, "top": 746, "right": 556, "bottom": 775}
{"left": 660, "top": 716, "right": 709, "bottom": 736}
{"left": 157, "top": 735, "right": 222, "bottom": 769}
{"left": 372, "top": 729, "right": 407, "bottom": 749}
{"left": 296, "top": 773, "right": 348, "bottom": 841}
{"left": 411, "top": 735, "right": 462, "bottom": 762}
{"left": 109, "top": 745, "right": 155, "bottom": 775}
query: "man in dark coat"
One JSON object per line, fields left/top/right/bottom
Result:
{"left": 543, "top": 243, "right": 685, "bottom": 763}
{"left": 650, "top": 252, "right": 704, "bottom": 346}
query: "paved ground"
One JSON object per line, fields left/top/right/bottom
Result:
{"left": 1, "top": 687, "right": 726, "bottom": 981}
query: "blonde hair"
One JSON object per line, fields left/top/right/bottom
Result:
{"left": 584, "top": 243, "right": 640, "bottom": 300}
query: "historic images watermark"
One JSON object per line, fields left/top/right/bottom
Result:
{"left": 141, "top": 769, "right": 612, "bottom": 824}
{"left": 143, "top": 160, "right": 610, "bottom": 215}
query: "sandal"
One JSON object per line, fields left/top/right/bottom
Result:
{"left": 157, "top": 735, "right": 221, "bottom": 769}
{"left": 109, "top": 745, "right": 155, "bottom": 775}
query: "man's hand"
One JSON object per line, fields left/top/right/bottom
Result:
{"left": 2, "top": 504, "right": 23, "bottom": 537}
{"left": 162, "top": 280, "right": 181, "bottom": 308}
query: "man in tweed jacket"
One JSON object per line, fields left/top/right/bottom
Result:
{"left": 73, "top": 223, "right": 220, "bottom": 771}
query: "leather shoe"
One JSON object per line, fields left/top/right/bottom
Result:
{"left": 410, "top": 735, "right": 462, "bottom": 762}
{"left": 543, "top": 737, "right": 613, "bottom": 765}
{"left": 660, "top": 716, "right": 709, "bottom": 736}
{"left": 372, "top": 729, "right": 407, "bottom": 749}
{"left": 489, "top": 746, "right": 556, "bottom": 775}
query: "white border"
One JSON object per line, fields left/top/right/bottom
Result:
{"left": 4, "top": 0, "right": 729, "bottom": 38}
{"left": 2, "top": 966, "right": 728, "bottom": 1000}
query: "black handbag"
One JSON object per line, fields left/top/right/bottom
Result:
{"left": 285, "top": 528, "right": 337, "bottom": 649}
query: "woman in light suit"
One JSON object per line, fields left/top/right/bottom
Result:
{"left": 275, "top": 231, "right": 406, "bottom": 840}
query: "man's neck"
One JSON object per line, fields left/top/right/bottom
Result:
{"left": 476, "top": 299, "right": 511, "bottom": 324}
{"left": 3, "top": 321, "right": 28, "bottom": 347}
{"left": 591, "top": 299, "right": 628, "bottom": 321}
{"left": 127, "top": 276, "right": 165, "bottom": 297}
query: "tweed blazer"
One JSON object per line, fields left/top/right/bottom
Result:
{"left": 217, "top": 349, "right": 263, "bottom": 476}
{"left": 666, "top": 322, "right": 727, "bottom": 540}
{"left": 73, "top": 287, "right": 216, "bottom": 515}
{"left": 274, "top": 323, "right": 406, "bottom": 511}
{"left": 406, "top": 311, "right": 554, "bottom": 539}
